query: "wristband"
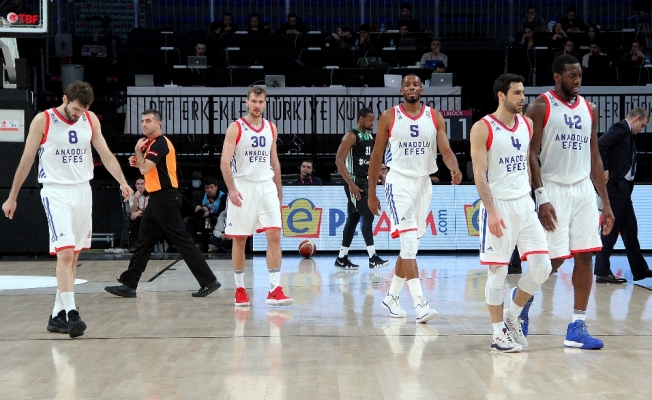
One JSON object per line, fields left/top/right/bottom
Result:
{"left": 534, "top": 187, "right": 550, "bottom": 205}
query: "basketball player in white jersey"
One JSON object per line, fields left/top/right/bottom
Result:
{"left": 470, "top": 74, "right": 552, "bottom": 352}
{"left": 527, "top": 55, "right": 614, "bottom": 349}
{"left": 368, "top": 74, "right": 462, "bottom": 323}
{"left": 2, "top": 82, "right": 133, "bottom": 337}
{"left": 220, "top": 86, "right": 293, "bottom": 307}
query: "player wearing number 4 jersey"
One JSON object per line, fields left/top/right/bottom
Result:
{"left": 527, "top": 55, "right": 614, "bottom": 349}
{"left": 470, "top": 74, "right": 552, "bottom": 352}
{"left": 368, "top": 74, "right": 462, "bottom": 323}
{"left": 220, "top": 86, "right": 293, "bottom": 307}
{"left": 2, "top": 82, "right": 133, "bottom": 338}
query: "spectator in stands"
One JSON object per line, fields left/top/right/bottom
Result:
{"left": 247, "top": 13, "right": 271, "bottom": 34}
{"left": 183, "top": 177, "right": 226, "bottom": 249}
{"left": 210, "top": 13, "right": 238, "bottom": 35}
{"left": 358, "top": 24, "right": 375, "bottom": 51}
{"left": 208, "top": 210, "right": 232, "bottom": 253}
{"left": 129, "top": 177, "right": 148, "bottom": 250}
{"left": 326, "top": 26, "right": 354, "bottom": 50}
{"left": 558, "top": 6, "right": 588, "bottom": 33}
{"left": 419, "top": 38, "right": 448, "bottom": 68}
{"left": 554, "top": 38, "right": 580, "bottom": 60}
{"left": 550, "top": 22, "right": 568, "bottom": 48}
{"left": 520, "top": 25, "right": 535, "bottom": 50}
{"left": 397, "top": 22, "right": 416, "bottom": 50}
{"left": 521, "top": 5, "right": 547, "bottom": 32}
{"left": 194, "top": 40, "right": 207, "bottom": 56}
{"left": 582, "top": 43, "right": 606, "bottom": 68}
{"left": 585, "top": 24, "right": 600, "bottom": 46}
{"left": 434, "top": 63, "right": 446, "bottom": 73}
{"left": 397, "top": 2, "right": 420, "bottom": 32}
{"left": 621, "top": 40, "right": 647, "bottom": 67}
{"left": 297, "top": 159, "right": 322, "bottom": 185}
{"left": 276, "top": 12, "right": 309, "bottom": 34}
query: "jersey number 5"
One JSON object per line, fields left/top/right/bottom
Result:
{"left": 410, "top": 125, "right": 419, "bottom": 137}
{"left": 251, "top": 136, "right": 266, "bottom": 148}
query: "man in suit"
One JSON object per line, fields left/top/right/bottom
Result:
{"left": 595, "top": 107, "right": 652, "bottom": 283}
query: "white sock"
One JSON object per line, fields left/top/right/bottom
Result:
{"left": 493, "top": 322, "right": 506, "bottom": 336}
{"left": 388, "top": 275, "right": 405, "bottom": 297}
{"left": 60, "top": 291, "right": 76, "bottom": 313}
{"left": 338, "top": 246, "right": 349, "bottom": 258}
{"left": 367, "top": 245, "right": 376, "bottom": 258}
{"left": 407, "top": 278, "right": 424, "bottom": 307}
{"left": 572, "top": 310, "right": 586, "bottom": 322}
{"left": 234, "top": 270, "right": 245, "bottom": 288}
{"left": 269, "top": 269, "right": 280, "bottom": 290}
{"left": 508, "top": 301, "right": 524, "bottom": 319}
{"left": 52, "top": 289, "right": 64, "bottom": 318}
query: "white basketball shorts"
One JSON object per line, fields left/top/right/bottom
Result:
{"left": 383, "top": 170, "right": 432, "bottom": 238}
{"left": 225, "top": 178, "right": 281, "bottom": 237}
{"left": 40, "top": 182, "right": 92, "bottom": 255}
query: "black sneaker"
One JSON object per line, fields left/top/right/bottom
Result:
{"left": 192, "top": 280, "right": 221, "bottom": 297}
{"left": 369, "top": 254, "right": 389, "bottom": 269}
{"left": 47, "top": 310, "right": 69, "bottom": 334}
{"left": 334, "top": 256, "right": 359, "bottom": 270}
{"left": 104, "top": 284, "right": 137, "bottom": 298}
{"left": 67, "top": 309, "right": 87, "bottom": 338}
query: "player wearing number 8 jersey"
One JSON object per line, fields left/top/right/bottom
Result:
{"left": 368, "top": 74, "right": 462, "bottom": 323}
{"left": 527, "top": 55, "right": 614, "bottom": 349}
{"left": 220, "top": 86, "right": 293, "bottom": 307}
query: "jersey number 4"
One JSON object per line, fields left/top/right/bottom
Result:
{"left": 251, "top": 135, "right": 266, "bottom": 148}
{"left": 564, "top": 114, "right": 582, "bottom": 130}
{"left": 511, "top": 136, "right": 521, "bottom": 150}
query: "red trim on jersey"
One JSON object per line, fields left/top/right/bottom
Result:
{"left": 391, "top": 228, "right": 417, "bottom": 239}
{"left": 548, "top": 89, "right": 582, "bottom": 110}
{"left": 75, "top": 247, "right": 90, "bottom": 254}
{"left": 541, "top": 93, "right": 551, "bottom": 128}
{"left": 388, "top": 109, "right": 396, "bottom": 137}
{"left": 52, "top": 107, "right": 76, "bottom": 125}
{"left": 235, "top": 121, "right": 242, "bottom": 145}
{"left": 399, "top": 104, "right": 426, "bottom": 121}
{"left": 571, "top": 246, "right": 602, "bottom": 254}
{"left": 552, "top": 253, "right": 573, "bottom": 260}
{"left": 50, "top": 245, "right": 76, "bottom": 255}
{"left": 584, "top": 98, "right": 594, "bottom": 124}
{"left": 482, "top": 118, "right": 493, "bottom": 150}
{"left": 255, "top": 226, "right": 282, "bottom": 233}
{"left": 241, "top": 117, "right": 265, "bottom": 133}
{"left": 480, "top": 261, "right": 509, "bottom": 266}
{"left": 522, "top": 115, "right": 533, "bottom": 138}
{"left": 271, "top": 122, "right": 277, "bottom": 139}
{"left": 429, "top": 107, "right": 438, "bottom": 131}
{"left": 488, "top": 114, "right": 519, "bottom": 133}
{"left": 41, "top": 110, "right": 51, "bottom": 145}
{"left": 225, "top": 234, "right": 253, "bottom": 238}
{"left": 85, "top": 110, "right": 94, "bottom": 131}
{"left": 520, "top": 250, "right": 549, "bottom": 261}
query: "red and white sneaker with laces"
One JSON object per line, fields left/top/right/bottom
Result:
{"left": 235, "top": 287, "right": 250, "bottom": 306}
{"left": 266, "top": 286, "right": 294, "bottom": 306}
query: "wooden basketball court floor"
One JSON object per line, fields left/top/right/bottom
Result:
{"left": 1, "top": 252, "right": 651, "bottom": 400}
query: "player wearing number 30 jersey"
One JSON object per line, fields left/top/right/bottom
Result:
{"left": 220, "top": 86, "right": 293, "bottom": 308}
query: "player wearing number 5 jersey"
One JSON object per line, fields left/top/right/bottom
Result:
{"left": 2, "top": 82, "right": 133, "bottom": 338}
{"left": 220, "top": 86, "right": 293, "bottom": 307}
{"left": 527, "top": 55, "right": 614, "bottom": 349}
{"left": 368, "top": 74, "right": 462, "bottom": 323}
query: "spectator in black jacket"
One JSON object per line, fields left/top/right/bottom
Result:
{"left": 276, "top": 13, "right": 309, "bottom": 34}
{"left": 183, "top": 177, "right": 226, "bottom": 249}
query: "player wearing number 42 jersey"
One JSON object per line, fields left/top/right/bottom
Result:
{"left": 470, "top": 74, "right": 552, "bottom": 353}
{"left": 527, "top": 55, "right": 614, "bottom": 349}
{"left": 220, "top": 86, "right": 293, "bottom": 307}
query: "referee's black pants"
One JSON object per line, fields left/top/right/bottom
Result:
{"left": 595, "top": 179, "right": 649, "bottom": 277}
{"left": 119, "top": 189, "right": 217, "bottom": 289}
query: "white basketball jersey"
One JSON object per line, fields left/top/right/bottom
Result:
{"left": 37, "top": 108, "right": 94, "bottom": 185}
{"left": 231, "top": 118, "right": 275, "bottom": 182}
{"left": 539, "top": 90, "right": 593, "bottom": 185}
{"left": 483, "top": 114, "right": 531, "bottom": 200}
{"left": 385, "top": 104, "right": 438, "bottom": 177}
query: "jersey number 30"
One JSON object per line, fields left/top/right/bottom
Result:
{"left": 251, "top": 135, "right": 266, "bottom": 148}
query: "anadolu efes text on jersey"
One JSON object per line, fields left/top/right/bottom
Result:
{"left": 539, "top": 90, "right": 593, "bottom": 185}
{"left": 482, "top": 114, "right": 531, "bottom": 200}
{"left": 37, "top": 108, "right": 94, "bottom": 185}
{"left": 231, "top": 118, "right": 275, "bottom": 182}
{"left": 385, "top": 104, "right": 438, "bottom": 177}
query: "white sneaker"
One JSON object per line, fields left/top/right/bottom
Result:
{"left": 382, "top": 293, "right": 407, "bottom": 318}
{"left": 503, "top": 309, "right": 528, "bottom": 347}
{"left": 414, "top": 297, "right": 438, "bottom": 324}
{"left": 492, "top": 328, "right": 523, "bottom": 353}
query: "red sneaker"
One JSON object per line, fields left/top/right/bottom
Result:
{"left": 235, "top": 287, "right": 250, "bottom": 306}
{"left": 266, "top": 286, "right": 294, "bottom": 306}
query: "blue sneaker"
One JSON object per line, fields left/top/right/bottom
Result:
{"left": 563, "top": 320, "right": 604, "bottom": 349}
{"left": 511, "top": 287, "right": 534, "bottom": 336}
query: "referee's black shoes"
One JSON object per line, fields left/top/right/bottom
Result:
{"left": 104, "top": 283, "right": 137, "bottom": 298}
{"left": 596, "top": 274, "right": 627, "bottom": 284}
{"left": 633, "top": 269, "right": 652, "bottom": 281}
{"left": 192, "top": 280, "right": 221, "bottom": 297}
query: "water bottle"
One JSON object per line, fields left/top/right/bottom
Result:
{"left": 390, "top": 38, "right": 395, "bottom": 47}
{"left": 380, "top": 23, "right": 385, "bottom": 33}
{"left": 205, "top": 217, "right": 211, "bottom": 230}
{"left": 355, "top": 38, "right": 359, "bottom": 50}
{"left": 646, "top": 52, "right": 651, "bottom": 65}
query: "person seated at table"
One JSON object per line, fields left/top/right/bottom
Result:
{"left": 558, "top": 6, "right": 587, "bottom": 33}
{"left": 553, "top": 38, "right": 579, "bottom": 60}
{"left": 210, "top": 12, "right": 238, "bottom": 35}
{"left": 550, "top": 22, "right": 567, "bottom": 49}
{"left": 297, "top": 159, "right": 322, "bottom": 185}
{"left": 358, "top": 24, "right": 375, "bottom": 52}
{"left": 326, "top": 26, "right": 354, "bottom": 50}
{"left": 620, "top": 40, "right": 646, "bottom": 67}
{"left": 247, "top": 13, "right": 271, "bottom": 34}
{"left": 397, "top": 2, "right": 420, "bottom": 32}
{"left": 419, "top": 38, "right": 448, "bottom": 68}
{"left": 582, "top": 42, "right": 607, "bottom": 68}
{"left": 397, "top": 22, "right": 416, "bottom": 50}
{"left": 275, "top": 12, "right": 309, "bottom": 34}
